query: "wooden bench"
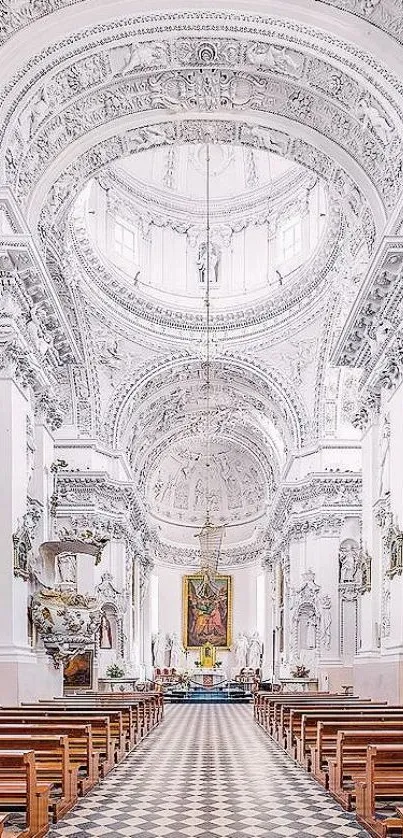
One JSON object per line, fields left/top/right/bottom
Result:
{"left": 328, "top": 728, "right": 403, "bottom": 809}
{"left": 0, "top": 723, "right": 97, "bottom": 796}
{"left": 290, "top": 706, "right": 397, "bottom": 764}
{"left": 0, "top": 736, "right": 77, "bottom": 822}
{"left": 50, "top": 697, "right": 148, "bottom": 744}
{"left": 355, "top": 743, "right": 403, "bottom": 837}
{"left": 310, "top": 719, "right": 403, "bottom": 786}
{"left": 0, "top": 750, "right": 51, "bottom": 838}
{"left": 0, "top": 713, "right": 113, "bottom": 779}
{"left": 27, "top": 705, "right": 126, "bottom": 763}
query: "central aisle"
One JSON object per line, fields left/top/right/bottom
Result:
{"left": 49, "top": 705, "right": 370, "bottom": 838}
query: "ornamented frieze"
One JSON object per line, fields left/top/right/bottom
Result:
{"left": 333, "top": 240, "right": 403, "bottom": 376}
{"left": 0, "top": 2, "right": 402, "bottom": 52}
{"left": 271, "top": 472, "right": 362, "bottom": 532}
{"left": 3, "top": 21, "right": 402, "bottom": 221}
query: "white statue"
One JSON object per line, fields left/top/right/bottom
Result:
{"left": 305, "top": 615, "right": 317, "bottom": 650}
{"left": 56, "top": 552, "right": 77, "bottom": 586}
{"left": 153, "top": 631, "right": 167, "bottom": 669}
{"left": 340, "top": 544, "right": 358, "bottom": 583}
{"left": 248, "top": 631, "right": 262, "bottom": 670}
{"left": 197, "top": 242, "right": 220, "bottom": 284}
{"left": 169, "top": 632, "right": 182, "bottom": 670}
{"left": 234, "top": 632, "right": 249, "bottom": 670}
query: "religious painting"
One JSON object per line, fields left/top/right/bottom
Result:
{"left": 182, "top": 574, "right": 232, "bottom": 649}
{"left": 63, "top": 650, "right": 93, "bottom": 690}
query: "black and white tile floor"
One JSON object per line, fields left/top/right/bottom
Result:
{"left": 48, "top": 705, "right": 370, "bottom": 838}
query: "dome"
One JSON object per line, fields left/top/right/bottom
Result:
{"left": 75, "top": 141, "right": 329, "bottom": 327}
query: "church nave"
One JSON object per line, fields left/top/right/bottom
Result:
{"left": 48, "top": 706, "right": 369, "bottom": 838}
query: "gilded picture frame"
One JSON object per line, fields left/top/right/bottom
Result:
{"left": 63, "top": 650, "right": 93, "bottom": 690}
{"left": 182, "top": 574, "right": 232, "bottom": 650}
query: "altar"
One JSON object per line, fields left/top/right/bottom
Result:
{"left": 190, "top": 669, "right": 225, "bottom": 687}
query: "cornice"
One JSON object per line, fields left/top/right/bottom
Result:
{"left": 332, "top": 236, "right": 403, "bottom": 373}
{"left": 103, "top": 160, "right": 314, "bottom": 232}
{"left": 270, "top": 470, "right": 362, "bottom": 531}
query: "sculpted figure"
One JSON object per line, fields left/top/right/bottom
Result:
{"left": 339, "top": 545, "right": 357, "bottom": 583}
{"left": 169, "top": 632, "right": 182, "bottom": 669}
{"left": 379, "top": 417, "right": 390, "bottom": 498}
{"left": 56, "top": 552, "right": 77, "bottom": 586}
{"left": 99, "top": 613, "right": 113, "bottom": 649}
{"left": 356, "top": 95, "right": 392, "bottom": 145}
{"left": 248, "top": 631, "right": 262, "bottom": 669}
{"left": 153, "top": 631, "right": 167, "bottom": 668}
{"left": 120, "top": 41, "right": 167, "bottom": 74}
{"left": 234, "top": 632, "right": 249, "bottom": 670}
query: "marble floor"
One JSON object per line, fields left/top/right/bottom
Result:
{"left": 48, "top": 704, "right": 370, "bottom": 838}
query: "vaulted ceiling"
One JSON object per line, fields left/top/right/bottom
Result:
{"left": 1, "top": 0, "right": 402, "bottom": 560}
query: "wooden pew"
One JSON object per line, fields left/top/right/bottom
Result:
{"left": 0, "top": 714, "right": 113, "bottom": 779}
{"left": 0, "top": 736, "right": 76, "bottom": 822}
{"left": 0, "top": 750, "right": 51, "bottom": 838}
{"left": 49, "top": 698, "right": 144, "bottom": 746}
{"left": 290, "top": 706, "right": 398, "bottom": 764}
{"left": 355, "top": 743, "right": 403, "bottom": 838}
{"left": 0, "top": 723, "right": 97, "bottom": 796}
{"left": 310, "top": 719, "right": 403, "bottom": 786}
{"left": 328, "top": 728, "right": 403, "bottom": 810}
{"left": 258, "top": 695, "right": 371, "bottom": 746}
{"left": 28, "top": 705, "right": 126, "bottom": 762}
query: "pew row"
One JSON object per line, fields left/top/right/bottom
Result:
{"left": 254, "top": 691, "right": 403, "bottom": 838}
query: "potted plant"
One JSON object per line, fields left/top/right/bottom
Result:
{"left": 106, "top": 663, "right": 125, "bottom": 679}
{"left": 291, "top": 664, "right": 310, "bottom": 679}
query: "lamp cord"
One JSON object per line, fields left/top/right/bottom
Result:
{"left": 205, "top": 143, "right": 211, "bottom": 526}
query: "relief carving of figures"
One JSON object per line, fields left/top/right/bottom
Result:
{"left": 382, "top": 587, "right": 391, "bottom": 638}
{"left": 31, "top": 588, "right": 101, "bottom": 647}
{"left": 55, "top": 552, "right": 77, "bottom": 587}
{"left": 96, "top": 572, "right": 126, "bottom": 614}
{"left": 13, "top": 499, "right": 42, "bottom": 579}
{"left": 245, "top": 42, "right": 303, "bottom": 77}
{"left": 110, "top": 41, "right": 169, "bottom": 76}
{"left": 290, "top": 570, "right": 320, "bottom": 667}
{"left": 197, "top": 241, "right": 220, "bottom": 284}
{"left": 321, "top": 596, "right": 332, "bottom": 650}
{"left": 379, "top": 415, "right": 390, "bottom": 499}
{"left": 356, "top": 95, "right": 393, "bottom": 146}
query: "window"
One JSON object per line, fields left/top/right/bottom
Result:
{"left": 114, "top": 216, "right": 138, "bottom": 263}
{"left": 281, "top": 216, "right": 302, "bottom": 262}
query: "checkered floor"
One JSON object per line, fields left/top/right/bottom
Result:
{"left": 48, "top": 705, "right": 370, "bottom": 837}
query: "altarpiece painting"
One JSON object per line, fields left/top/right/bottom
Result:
{"left": 182, "top": 574, "right": 232, "bottom": 649}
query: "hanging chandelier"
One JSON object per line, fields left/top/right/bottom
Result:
{"left": 195, "top": 144, "right": 226, "bottom": 580}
